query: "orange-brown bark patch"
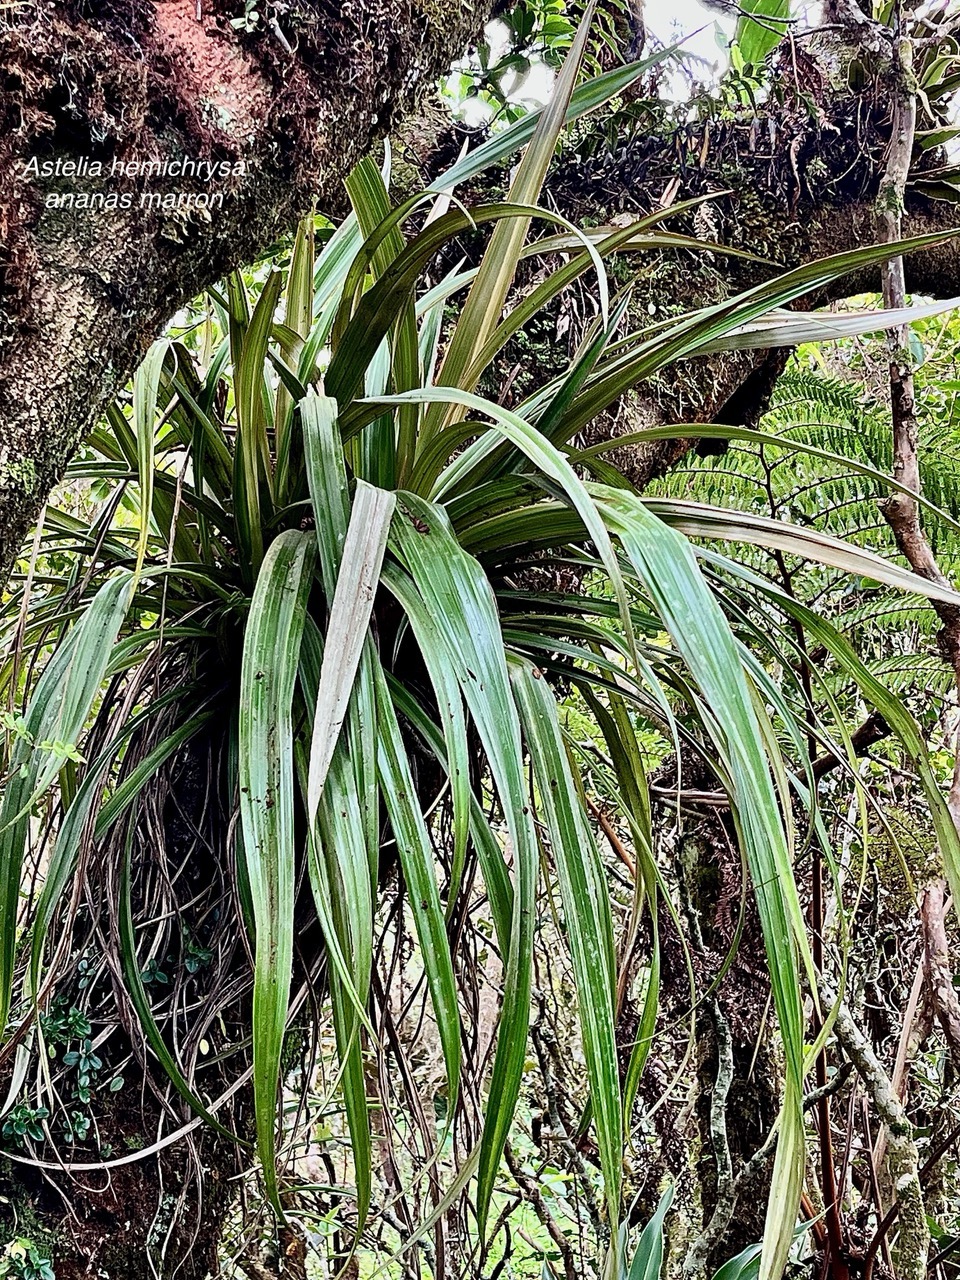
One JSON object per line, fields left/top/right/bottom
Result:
{"left": 152, "top": 0, "right": 268, "bottom": 139}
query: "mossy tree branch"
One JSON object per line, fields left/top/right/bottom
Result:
{"left": 0, "top": 0, "right": 487, "bottom": 579}
{"left": 823, "top": 979, "right": 928, "bottom": 1280}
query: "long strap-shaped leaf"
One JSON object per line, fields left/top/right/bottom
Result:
{"left": 238, "top": 529, "right": 315, "bottom": 1210}
{"left": 301, "top": 388, "right": 383, "bottom": 871}
{"left": 300, "top": 389, "right": 383, "bottom": 897}
{"left": 385, "top": 674, "right": 513, "bottom": 954}
{"left": 275, "top": 219, "right": 316, "bottom": 505}
{"left": 380, "top": 562, "right": 471, "bottom": 910}
{"left": 424, "top": 2, "right": 598, "bottom": 444}
{"left": 301, "top": 388, "right": 349, "bottom": 584}
{"left": 510, "top": 656, "right": 622, "bottom": 1249}
{"left": 625, "top": 1182, "right": 674, "bottom": 1280}
{"left": 595, "top": 488, "right": 807, "bottom": 1280}
{"left": 0, "top": 573, "right": 130, "bottom": 1036}
{"left": 299, "top": 391, "right": 385, "bottom": 1226}
{"left": 579, "top": 725, "right": 689, "bottom": 1146}
{"left": 347, "top": 158, "right": 421, "bottom": 486}
{"left": 388, "top": 493, "right": 538, "bottom": 1231}
{"left": 426, "top": 287, "right": 634, "bottom": 498}
{"left": 553, "top": 228, "right": 960, "bottom": 444}
{"left": 645, "top": 498, "right": 960, "bottom": 608}
{"left": 233, "top": 271, "right": 282, "bottom": 575}
{"left": 132, "top": 339, "right": 168, "bottom": 578}
{"left": 371, "top": 655, "right": 461, "bottom": 1108}
{"left": 298, "top": 622, "right": 375, "bottom": 1023}
{"left": 297, "top": 624, "right": 375, "bottom": 1229}
{"left": 435, "top": 45, "right": 680, "bottom": 192}
{"left": 373, "top": 387, "right": 638, "bottom": 666}
{"left": 328, "top": 204, "right": 569, "bottom": 421}
{"left": 305, "top": 482, "right": 395, "bottom": 824}
{"left": 314, "top": 42, "right": 679, "bottom": 346}
{"left": 696, "top": 295, "right": 960, "bottom": 354}
{"left": 707, "top": 548, "right": 960, "bottom": 916}
{"left": 576, "top": 421, "right": 960, "bottom": 538}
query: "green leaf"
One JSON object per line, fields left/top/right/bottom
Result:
{"left": 645, "top": 498, "right": 960, "bottom": 608}
{"left": 0, "top": 574, "right": 131, "bottom": 1036}
{"left": 276, "top": 216, "right": 316, "bottom": 501}
{"left": 695, "top": 296, "right": 960, "bottom": 355}
{"left": 373, "top": 385, "right": 640, "bottom": 672}
{"left": 380, "top": 562, "right": 471, "bottom": 909}
{"left": 736, "top": 0, "right": 790, "bottom": 66}
{"left": 328, "top": 203, "right": 564, "bottom": 422}
{"left": 384, "top": 672, "right": 513, "bottom": 953}
{"left": 707, "top": 550, "right": 960, "bottom": 929}
{"left": 554, "top": 228, "right": 960, "bottom": 444}
{"left": 434, "top": 45, "right": 682, "bottom": 193}
{"left": 347, "top": 158, "right": 420, "bottom": 485}
{"left": 511, "top": 655, "right": 622, "bottom": 1242}
{"left": 425, "top": 2, "right": 601, "bottom": 442}
{"left": 233, "top": 271, "right": 283, "bottom": 574}
{"left": 594, "top": 487, "right": 808, "bottom": 1280}
{"left": 300, "top": 388, "right": 350, "bottom": 593}
{"left": 305, "top": 481, "right": 395, "bottom": 824}
{"left": 371, "top": 655, "right": 461, "bottom": 1108}
{"left": 297, "top": 621, "right": 375, "bottom": 1229}
{"left": 132, "top": 339, "right": 169, "bottom": 578}
{"left": 627, "top": 1182, "right": 673, "bottom": 1280}
{"left": 711, "top": 1243, "right": 763, "bottom": 1280}
{"left": 238, "top": 529, "right": 316, "bottom": 1210}
{"left": 576, "top": 421, "right": 960, "bottom": 539}
{"left": 388, "top": 492, "right": 538, "bottom": 1231}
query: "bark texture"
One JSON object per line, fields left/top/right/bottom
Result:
{"left": 0, "top": 0, "right": 487, "bottom": 577}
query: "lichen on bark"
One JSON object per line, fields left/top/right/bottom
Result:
{"left": 0, "top": 0, "right": 488, "bottom": 579}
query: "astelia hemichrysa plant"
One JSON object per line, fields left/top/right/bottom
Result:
{"left": 3, "top": 8, "right": 960, "bottom": 1276}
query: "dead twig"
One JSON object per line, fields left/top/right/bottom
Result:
{"left": 920, "top": 880, "right": 960, "bottom": 1059}
{"left": 504, "top": 1143, "right": 577, "bottom": 1280}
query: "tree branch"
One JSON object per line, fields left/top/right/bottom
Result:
{"left": 876, "top": 32, "right": 960, "bottom": 694}
{"left": 823, "top": 980, "right": 928, "bottom": 1280}
{"left": 920, "top": 879, "right": 960, "bottom": 1059}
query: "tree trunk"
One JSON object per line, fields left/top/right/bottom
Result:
{"left": 0, "top": 1103, "right": 242, "bottom": 1279}
{"left": 0, "top": 0, "right": 487, "bottom": 578}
